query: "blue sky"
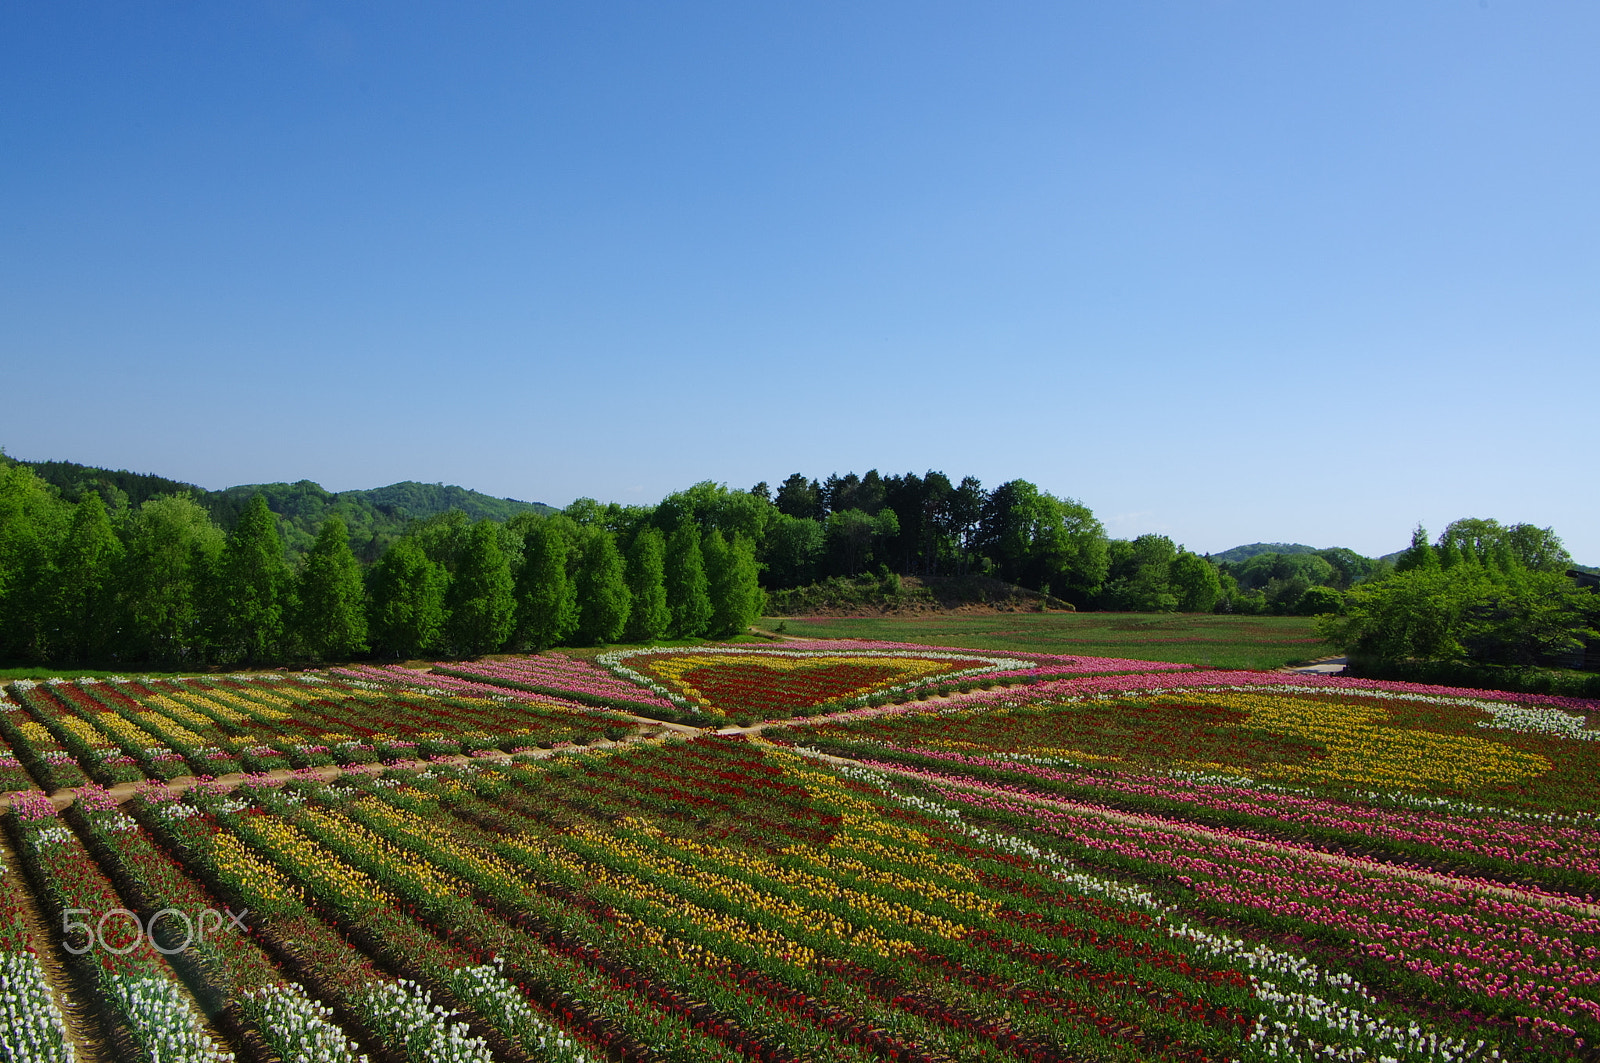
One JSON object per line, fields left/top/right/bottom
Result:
{"left": 4, "top": 2, "right": 1597, "bottom": 562}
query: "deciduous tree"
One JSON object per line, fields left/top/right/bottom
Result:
{"left": 295, "top": 515, "right": 368, "bottom": 660}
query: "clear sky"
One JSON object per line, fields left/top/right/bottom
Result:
{"left": 4, "top": 2, "right": 1597, "bottom": 562}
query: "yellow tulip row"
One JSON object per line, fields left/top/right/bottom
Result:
{"left": 239, "top": 814, "right": 387, "bottom": 911}
{"left": 597, "top": 819, "right": 965, "bottom": 949}
{"left": 211, "top": 828, "right": 305, "bottom": 903}
{"left": 96, "top": 712, "right": 162, "bottom": 750}
{"left": 302, "top": 807, "right": 467, "bottom": 904}
{"left": 351, "top": 798, "right": 533, "bottom": 895}
{"left": 153, "top": 692, "right": 248, "bottom": 727}
{"left": 57, "top": 714, "right": 110, "bottom": 750}
{"left": 18, "top": 721, "right": 55, "bottom": 746}
{"left": 1148, "top": 691, "right": 1552, "bottom": 790}
{"left": 559, "top": 822, "right": 910, "bottom": 959}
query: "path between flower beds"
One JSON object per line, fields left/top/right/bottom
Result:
{"left": 0, "top": 824, "right": 110, "bottom": 1063}
{"left": 0, "top": 684, "right": 1021, "bottom": 812}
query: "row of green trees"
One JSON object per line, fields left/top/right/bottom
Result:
{"left": 1318, "top": 520, "right": 1594, "bottom": 669}
{"left": 0, "top": 465, "right": 762, "bottom": 666}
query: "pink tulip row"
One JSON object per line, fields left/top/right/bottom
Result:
{"left": 445, "top": 655, "right": 679, "bottom": 709}
{"left": 875, "top": 742, "right": 1600, "bottom": 876}
{"left": 892, "top": 771, "right": 1600, "bottom": 1033}
{"left": 843, "top": 666, "right": 1600, "bottom": 717}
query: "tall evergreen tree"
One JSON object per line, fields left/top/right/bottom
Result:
{"left": 514, "top": 520, "right": 578, "bottom": 650}
{"left": 705, "top": 530, "right": 764, "bottom": 637}
{"left": 664, "top": 520, "right": 712, "bottom": 639}
{"left": 45, "top": 491, "right": 123, "bottom": 662}
{"left": 295, "top": 516, "right": 368, "bottom": 660}
{"left": 575, "top": 530, "right": 631, "bottom": 645}
{"left": 623, "top": 526, "right": 670, "bottom": 643}
{"left": 1394, "top": 525, "right": 1440, "bottom": 574}
{"left": 446, "top": 520, "right": 516, "bottom": 655}
{"left": 366, "top": 537, "right": 447, "bottom": 658}
{"left": 209, "top": 494, "right": 291, "bottom": 664}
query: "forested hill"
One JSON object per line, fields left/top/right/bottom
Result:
{"left": 1210, "top": 542, "right": 1321, "bottom": 564}
{"left": 7, "top": 456, "right": 554, "bottom": 561}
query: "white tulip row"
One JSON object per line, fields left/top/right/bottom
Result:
{"left": 244, "top": 982, "right": 367, "bottom": 1063}
{"left": 0, "top": 950, "right": 74, "bottom": 1063}
{"left": 358, "top": 978, "right": 494, "bottom": 1063}
{"left": 104, "top": 972, "right": 233, "bottom": 1063}
{"left": 448, "top": 960, "right": 594, "bottom": 1062}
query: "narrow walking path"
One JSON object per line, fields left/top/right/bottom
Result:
{"left": 0, "top": 825, "right": 110, "bottom": 1063}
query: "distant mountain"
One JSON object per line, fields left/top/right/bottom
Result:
{"left": 1210, "top": 542, "right": 1323, "bottom": 564}
{"left": 12, "top": 457, "right": 556, "bottom": 562}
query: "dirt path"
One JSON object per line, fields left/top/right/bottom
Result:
{"left": 0, "top": 826, "right": 111, "bottom": 1063}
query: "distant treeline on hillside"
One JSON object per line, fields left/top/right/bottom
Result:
{"left": 16, "top": 457, "right": 555, "bottom": 560}
{"left": 5, "top": 456, "right": 1584, "bottom": 670}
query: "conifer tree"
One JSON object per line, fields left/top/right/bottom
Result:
{"left": 705, "top": 530, "right": 764, "bottom": 637}
{"left": 295, "top": 515, "right": 368, "bottom": 660}
{"left": 210, "top": 494, "right": 290, "bottom": 664}
{"left": 623, "top": 526, "right": 670, "bottom": 643}
{"left": 447, "top": 520, "right": 517, "bottom": 655}
{"left": 45, "top": 491, "right": 123, "bottom": 662}
{"left": 576, "top": 530, "right": 631, "bottom": 645}
{"left": 1393, "top": 525, "right": 1439, "bottom": 574}
{"left": 366, "top": 537, "right": 447, "bottom": 658}
{"left": 664, "top": 520, "right": 712, "bottom": 638}
{"left": 515, "top": 520, "right": 578, "bottom": 650}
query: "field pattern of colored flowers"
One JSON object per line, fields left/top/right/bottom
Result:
{"left": 2, "top": 640, "right": 1598, "bottom": 1062}
{"left": 0, "top": 673, "right": 632, "bottom": 792}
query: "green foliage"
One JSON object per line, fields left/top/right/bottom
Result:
{"left": 446, "top": 520, "right": 516, "bottom": 655}
{"left": 824, "top": 508, "right": 898, "bottom": 577}
{"left": 1392, "top": 524, "right": 1439, "bottom": 574}
{"left": 1295, "top": 584, "right": 1345, "bottom": 617}
{"left": 44, "top": 491, "right": 123, "bottom": 663}
{"left": 653, "top": 481, "right": 774, "bottom": 546}
{"left": 366, "top": 537, "right": 447, "bottom": 658}
{"left": 1319, "top": 562, "right": 1596, "bottom": 667}
{"left": 0, "top": 464, "right": 72, "bottom": 659}
{"left": 975, "top": 481, "right": 1107, "bottom": 604}
{"left": 665, "top": 520, "right": 712, "bottom": 639}
{"left": 623, "top": 526, "right": 670, "bottom": 643}
{"left": 208, "top": 494, "right": 291, "bottom": 665}
{"left": 574, "top": 529, "right": 631, "bottom": 645}
{"left": 113, "top": 494, "right": 224, "bottom": 664}
{"left": 1168, "top": 550, "right": 1221, "bottom": 613}
{"left": 514, "top": 518, "right": 578, "bottom": 651}
{"left": 762, "top": 514, "right": 823, "bottom": 589}
{"left": 294, "top": 516, "right": 369, "bottom": 660}
{"left": 704, "top": 530, "right": 765, "bottom": 638}
{"left": 773, "top": 473, "right": 822, "bottom": 520}
{"left": 1098, "top": 535, "right": 1179, "bottom": 612}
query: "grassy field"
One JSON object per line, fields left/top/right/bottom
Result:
{"left": 761, "top": 611, "right": 1335, "bottom": 669}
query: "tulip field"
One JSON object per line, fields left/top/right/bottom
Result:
{"left": 1, "top": 642, "right": 1597, "bottom": 1062}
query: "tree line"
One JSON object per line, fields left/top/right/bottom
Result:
{"left": 0, "top": 465, "right": 760, "bottom": 666}
{"left": 1318, "top": 518, "right": 1595, "bottom": 671}
{"left": 11, "top": 455, "right": 1587, "bottom": 670}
